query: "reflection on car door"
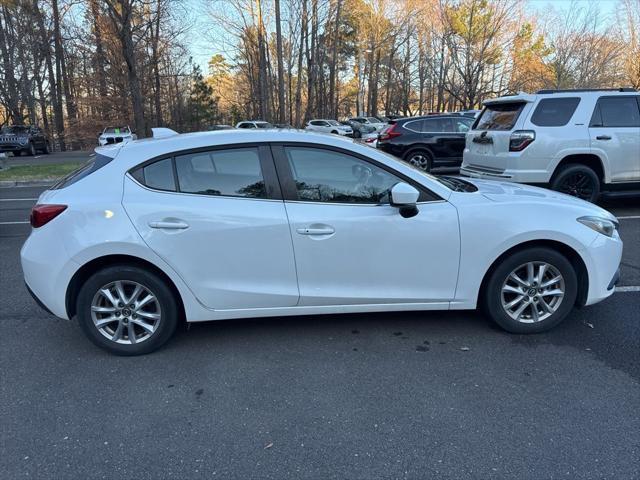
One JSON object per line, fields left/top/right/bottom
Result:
{"left": 272, "top": 144, "right": 460, "bottom": 307}
{"left": 123, "top": 145, "right": 299, "bottom": 310}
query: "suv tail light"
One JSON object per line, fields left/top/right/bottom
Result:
{"left": 379, "top": 123, "right": 401, "bottom": 141}
{"left": 30, "top": 204, "right": 67, "bottom": 228}
{"left": 509, "top": 130, "right": 535, "bottom": 151}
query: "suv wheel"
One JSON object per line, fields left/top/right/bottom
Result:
{"left": 353, "top": 130, "right": 362, "bottom": 139}
{"left": 482, "top": 247, "right": 577, "bottom": 334}
{"left": 41, "top": 142, "right": 50, "bottom": 154}
{"left": 551, "top": 164, "right": 600, "bottom": 202}
{"left": 25, "top": 142, "right": 36, "bottom": 156}
{"left": 404, "top": 149, "right": 433, "bottom": 172}
{"left": 76, "top": 265, "right": 178, "bottom": 355}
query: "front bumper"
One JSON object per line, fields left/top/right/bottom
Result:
{"left": 582, "top": 230, "right": 623, "bottom": 306}
{"left": 0, "top": 144, "right": 25, "bottom": 152}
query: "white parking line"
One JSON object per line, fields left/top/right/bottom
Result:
{"left": 617, "top": 216, "right": 640, "bottom": 220}
{"left": 0, "top": 221, "right": 29, "bottom": 225}
{"left": 0, "top": 198, "right": 38, "bottom": 201}
{"left": 616, "top": 286, "right": 640, "bottom": 293}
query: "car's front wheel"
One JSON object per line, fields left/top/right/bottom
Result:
{"left": 25, "top": 142, "right": 36, "bottom": 156}
{"left": 76, "top": 265, "right": 178, "bottom": 355}
{"left": 482, "top": 247, "right": 577, "bottom": 333}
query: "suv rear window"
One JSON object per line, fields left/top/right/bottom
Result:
{"left": 52, "top": 153, "right": 114, "bottom": 189}
{"left": 475, "top": 102, "right": 525, "bottom": 131}
{"left": 530, "top": 97, "right": 580, "bottom": 126}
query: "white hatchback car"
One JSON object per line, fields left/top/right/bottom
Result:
{"left": 305, "top": 119, "right": 353, "bottom": 136}
{"left": 22, "top": 130, "right": 622, "bottom": 355}
{"left": 461, "top": 88, "right": 640, "bottom": 202}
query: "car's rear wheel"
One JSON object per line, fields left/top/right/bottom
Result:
{"left": 353, "top": 130, "right": 362, "bottom": 139}
{"left": 76, "top": 266, "right": 178, "bottom": 355}
{"left": 41, "top": 142, "right": 50, "bottom": 154}
{"left": 404, "top": 149, "right": 432, "bottom": 172}
{"left": 482, "top": 247, "right": 577, "bottom": 334}
{"left": 551, "top": 164, "right": 600, "bottom": 202}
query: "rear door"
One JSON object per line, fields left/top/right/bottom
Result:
{"left": 123, "top": 145, "right": 299, "bottom": 310}
{"left": 465, "top": 101, "right": 528, "bottom": 171}
{"left": 589, "top": 96, "right": 640, "bottom": 182}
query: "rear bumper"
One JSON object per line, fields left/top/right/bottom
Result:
{"left": 25, "top": 282, "right": 54, "bottom": 316}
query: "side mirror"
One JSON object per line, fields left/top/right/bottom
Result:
{"left": 391, "top": 182, "right": 420, "bottom": 218}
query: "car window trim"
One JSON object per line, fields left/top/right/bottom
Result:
{"left": 269, "top": 142, "right": 442, "bottom": 204}
{"left": 589, "top": 95, "right": 640, "bottom": 128}
{"left": 128, "top": 143, "right": 283, "bottom": 200}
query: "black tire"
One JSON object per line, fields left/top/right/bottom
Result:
{"left": 331, "top": 130, "right": 338, "bottom": 135}
{"left": 41, "top": 142, "right": 50, "bottom": 154}
{"left": 403, "top": 148, "right": 433, "bottom": 172}
{"left": 353, "top": 130, "right": 362, "bottom": 139}
{"left": 26, "top": 142, "right": 36, "bottom": 156}
{"left": 551, "top": 164, "right": 600, "bottom": 203}
{"left": 482, "top": 247, "right": 578, "bottom": 334}
{"left": 76, "top": 265, "right": 178, "bottom": 355}
{"left": 12, "top": 150, "right": 21, "bottom": 157}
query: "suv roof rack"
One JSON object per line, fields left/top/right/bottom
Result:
{"left": 536, "top": 88, "right": 637, "bottom": 94}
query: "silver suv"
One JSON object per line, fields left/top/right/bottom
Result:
{"left": 461, "top": 88, "right": 640, "bottom": 202}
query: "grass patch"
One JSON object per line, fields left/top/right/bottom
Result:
{"left": 0, "top": 162, "right": 84, "bottom": 182}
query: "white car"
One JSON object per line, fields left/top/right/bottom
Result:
{"left": 98, "top": 126, "right": 136, "bottom": 146}
{"left": 305, "top": 119, "right": 353, "bottom": 136}
{"left": 235, "top": 121, "right": 274, "bottom": 129}
{"left": 348, "top": 116, "right": 387, "bottom": 132}
{"left": 22, "top": 129, "right": 622, "bottom": 355}
{"left": 461, "top": 88, "right": 640, "bottom": 202}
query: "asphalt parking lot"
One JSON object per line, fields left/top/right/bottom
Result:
{"left": 1, "top": 174, "right": 639, "bottom": 478}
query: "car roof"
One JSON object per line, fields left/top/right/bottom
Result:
{"left": 484, "top": 89, "right": 639, "bottom": 106}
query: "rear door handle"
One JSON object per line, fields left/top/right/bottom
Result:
{"left": 596, "top": 135, "right": 612, "bottom": 140}
{"left": 296, "top": 227, "right": 335, "bottom": 235}
{"left": 148, "top": 220, "right": 189, "bottom": 230}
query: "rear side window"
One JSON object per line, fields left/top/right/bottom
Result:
{"left": 422, "top": 118, "right": 450, "bottom": 132}
{"left": 530, "top": 98, "right": 580, "bottom": 126}
{"left": 143, "top": 158, "right": 176, "bottom": 191}
{"left": 590, "top": 97, "right": 640, "bottom": 127}
{"left": 52, "top": 153, "right": 114, "bottom": 189}
{"left": 175, "top": 147, "right": 266, "bottom": 198}
{"left": 475, "top": 102, "right": 525, "bottom": 131}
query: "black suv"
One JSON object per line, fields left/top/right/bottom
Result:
{"left": 0, "top": 125, "right": 50, "bottom": 156}
{"left": 377, "top": 115, "right": 473, "bottom": 172}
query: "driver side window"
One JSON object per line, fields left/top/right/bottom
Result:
{"left": 284, "top": 147, "right": 402, "bottom": 204}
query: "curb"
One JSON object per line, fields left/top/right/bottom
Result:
{"left": 0, "top": 179, "right": 56, "bottom": 188}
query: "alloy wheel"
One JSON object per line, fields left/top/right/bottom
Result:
{"left": 90, "top": 280, "right": 162, "bottom": 345}
{"left": 408, "top": 153, "right": 430, "bottom": 171}
{"left": 557, "top": 172, "right": 595, "bottom": 200}
{"left": 500, "top": 262, "right": 565, "bottom": 323}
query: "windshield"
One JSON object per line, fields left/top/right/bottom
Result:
{"left": 367, "top": 117, "right": 381, "bottom": 124}
{"left": 1, "top": 126, "right": 29, "bottom": 134}
{"left": 475, "top": 102, "right": 525, "bottom": 131}
{"left": 104, "top": 127, "right": 130, "bottom": 134}
{"left": 256, "top": 122, "right": 274, "bottom": 128}
{"left": 327, "top": 120, "right": 341, "bottom": 126}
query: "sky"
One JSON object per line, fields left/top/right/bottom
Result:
{"left": 184, "top": 0, "right": 623, "bottom": 73}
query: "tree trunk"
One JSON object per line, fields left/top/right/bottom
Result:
{"left": 274, "top": 0, "right": 286, "bottom": 123}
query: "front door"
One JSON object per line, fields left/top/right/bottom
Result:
{"left": 272, "top": 144, "right": 460, "bottom": 307}
{"left": 123, "top": 145, "right": 299, "bottom": 310}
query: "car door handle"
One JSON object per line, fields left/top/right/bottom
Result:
{"left": 296, "top": 227, "right": 335, "bottom": 235}
{"left": 596, "top": 135, "right": 611, "bottom": 140}
{"left": 148, "top": 220, "right": 189, "bottom": 230}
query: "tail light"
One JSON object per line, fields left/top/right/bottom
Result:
{"left": 509, "top": 130, "right": 535, "bottom": 151}
{"left": 30, "top": 204, "right": 67, "bottom": 228}
{"left": 379, "top": 123, "right": 401, "bottom": 141}
{"left": 365, "top": 137, "right": 376, "bottom": 143}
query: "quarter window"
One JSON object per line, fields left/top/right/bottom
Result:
{"left": 590, "top": 97, "right": 640, "bottom": 127}
{"left": 530, "top": 97, "right": 580, "bottom": 126}
{"left": 175, "top": 147, "right": 266, "bottom": 198}
{"left": 143, "top": 158, "right": 176, "bottom": 191}
{"left": 285, "top": 147, "right": 402, "bottom": 204}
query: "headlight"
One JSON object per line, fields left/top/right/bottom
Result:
{"left": 577, "top": 216, "right": 618, "bottom": 237}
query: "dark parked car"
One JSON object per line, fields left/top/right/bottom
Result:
{"left": 0, "top": 125, "right": 49, "bottom": 156}
{"left": 377, "top": 115, "right": 474, "bottom": 172}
